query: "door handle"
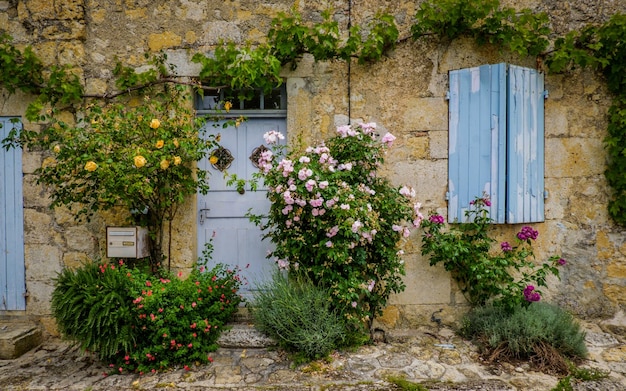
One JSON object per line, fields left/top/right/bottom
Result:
{"left": 199, "top": 208, "right": 210, "bottom": 225}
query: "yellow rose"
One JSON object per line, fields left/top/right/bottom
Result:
{"left": 173, "top": 156, "right": 182, "bottom": 166}
{"left": 84, "top": 161, "right": 98, "bottom": 172}
{"left": 173, "top": 138, "right": 179, "bottom": 148}
{"left": 53, "top": 145, "right": 61, "bottom": 153}
{"left": 209, "top": 155, "right": 218, "bottom": 165}
{"left": 134, "top": 155, "right": 147, "bottom": 168}
{"left": 224, "top": 101, "right": 233, "bottom": 112}
{"left": 150, "top": 118, "right": 160, "bottom": 129}
{"left": 155, "top": 140, "right": 164, "bottom": 149}
{"left": 160, "top": 159, "right": 170, "bottom": 170}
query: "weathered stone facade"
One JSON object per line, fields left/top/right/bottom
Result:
{"left": 1, "top": 0, "right": 626, "bottom": 334}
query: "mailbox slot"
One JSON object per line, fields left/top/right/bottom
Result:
{"left": 106, "top": 226, "right": 150, "bottom": 258}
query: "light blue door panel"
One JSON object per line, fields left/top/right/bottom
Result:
{"left": 0, "top": 117, "right": 26, "bottom": 311}
{"left": 197, "top": 119, "right": 286, "bottom": 294}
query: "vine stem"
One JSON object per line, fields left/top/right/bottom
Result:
{"left": 81, "top": 78, "right": 228, "bottom": 100}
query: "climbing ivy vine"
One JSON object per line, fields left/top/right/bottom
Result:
{"left": 411, "top": 0, "right": 550, "bottom": 57}
{"left": 545, "top": 14, "right": 626, "bottom": 225}
{"left": 1, "top": 2, "right": 626, "bottom": 226}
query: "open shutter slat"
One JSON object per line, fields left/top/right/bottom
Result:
{"left": 506, "top": 65, "right": 545, "bottom": 223}
{"left": 448, "top": 64, "right": 506, "bottom": 223}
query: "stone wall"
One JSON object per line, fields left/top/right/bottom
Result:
{"left": 1, "top": 0, "right": 626, "bottom": 333}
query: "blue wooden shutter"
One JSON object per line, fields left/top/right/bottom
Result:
{"left": 448, "top": 63, "right": 507, "bottom": 223}
{"left": 0, "top": 117, "right": 26, "bottom": 310}
{"left": 506, "top": 65, "right": 545, "bottom": 223}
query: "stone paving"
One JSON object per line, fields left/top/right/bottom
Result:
{"left": 0, "top": 322, "right": 625, "bottom": 391}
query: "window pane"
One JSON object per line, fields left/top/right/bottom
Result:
{"left": 264, "top": 89, "right": 283, "bottom": 109}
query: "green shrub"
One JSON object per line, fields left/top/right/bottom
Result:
{"left": 52, "top": 261, "right": 138, "bottom": 360}
{"left": 251, "top": 271, "right": 352, "bottom": 362}
{"left": 461, "top": 302, "right": 587, "bottom": 369}
{"left": 52, "top": 259, "right": 243, "bottom": 374}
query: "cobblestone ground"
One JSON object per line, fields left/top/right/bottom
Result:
{"left": 1, "top": 322, "right": 625, "bottom": 390}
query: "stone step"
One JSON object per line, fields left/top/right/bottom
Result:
{"left": 0, "top": 322, "right": 42, "bottom": 359}
{"left": 217, "top": 323, "right": 276, "bottom": 348}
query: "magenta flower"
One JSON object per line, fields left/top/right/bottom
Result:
{"left": 523, "top": 285, "right": 541, "bottom": 302}
{"left": 501, "top": 242, "right": 513, "bottom": 252}
{"left": 429, "top": 214, "right": 445, "bottom": 224}
{"left": 558, "top": 258, "right": 567, "bottom": 266}
{"left": 517, "top": 226, "right": 539, "bottom": 241}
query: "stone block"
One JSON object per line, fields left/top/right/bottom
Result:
{"left": 544, "top": 104, "right": 568, "bottom": 136}
{"left": 22, "top": 175, "right": 51, "bottom": 208}
{"left": 165, "top": 49, "right": 202, "bottom": 76}
{"left": 402, "top": 97, "right": 448, "bottom": 131}
{"left": 58, "top": 42, "right": 85, "bottom": 66}
{"left": 429, "top": 131, "right": 448, "bottom": 159}
{"left": 202, "top": 21, "right": 241, "bottom": 45}
{"left": 392, "top": 254, "right": 451, "bottom": 306}
{"left": 216, "top": 324, "right": 276, "bottom": 348}
{"left": 125, "top": 8, "right": 146, "bottom": 20}
{"left": 24, "top": 281, "right": 55, "bottom": 315}
{"left": 65, "top": 225, "right": 97, "bottom": 253}
{"left": 22, "top": 151, "right": 42, "bottom": 175}
{"left": 42, "top": 20, "right": 86, "bottom": 40}
{"left": 32, "top": 41, "right": 58, "bottom": 65}
{"left": 0, "top": 322, "right": 42, "bottom": 359}
{"left": 177, "top": 1, "right": 205, "bottom": 21}
{"left": 25, "top": 245, "right": 62, "bottom": 281}
{"left": 20, "top": 0, "right": 55, "bottom": 21}
{"left": 545, "top": 138, "right": 605, "bottom": 178}
{"left": 387, "top": 160, "right": 447, "bottom": 205}
{"left": 62, "top": 252, "right": 90, "bottom": 269}
{"left": 147, "top": 31, "right": 182, "bottom": 52}
{"left": 55, "top": 0, "right": 85, "bottom": 20}
{"left": 23, "top": 209, "right": 53, "bottom": 244}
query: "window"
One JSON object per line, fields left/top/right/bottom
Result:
{"left": 448, "top": 63, "right": 546, "bottom": 224}
{"left": 196, "top": 85, "right": 287, "bottom": 117}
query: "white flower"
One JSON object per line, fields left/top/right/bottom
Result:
{"left": 263, "top": 130, "right": 285, "bottom": 145}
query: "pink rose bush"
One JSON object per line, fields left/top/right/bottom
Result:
{"left": 252, "top": 122, "right": 422, "bottom": 327}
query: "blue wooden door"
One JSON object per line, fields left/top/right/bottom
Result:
{"left": 197, "top": 118, "right": 286, "bottom": 294}
{"left": 0, "top": 117, "right": 26, "bottom": 310}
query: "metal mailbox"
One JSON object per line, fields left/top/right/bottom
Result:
{"left": 106, "top": 226, "right": 150, "bottom": 258}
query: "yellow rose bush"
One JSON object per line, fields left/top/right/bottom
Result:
{"left": 19, "top": 83, "right": 221, "bottom": 268}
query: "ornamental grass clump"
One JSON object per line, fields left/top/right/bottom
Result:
{"left": 420, "top": 197, "right": 565, "bottom": 311}
{"left": 460, "top": 303, "right": 587, "bottom": 373}
{"left": 52, "top": 257, "right": 242, "bottom": 374}
{"left": 251, "top": 123, "right": 422, "bottom": 332}
{"left": 252, "top": 271, "right": 350, "bottom": 362}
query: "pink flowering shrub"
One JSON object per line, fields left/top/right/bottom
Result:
{"left": 51, "top": 255, "right": 242, "bottom": 374}
{"left": 252, "top": 123, "right": 422, "bottom": 329}
{"left": 420, "top": 197, "right": 565, "bottom": 311}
